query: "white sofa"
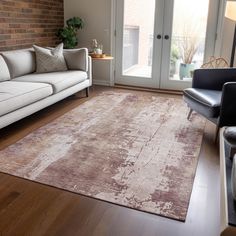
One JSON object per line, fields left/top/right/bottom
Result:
{"left": 0, "top": 47, "right": 92, "bottom": 129}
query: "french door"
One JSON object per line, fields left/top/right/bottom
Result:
{"left": 115, "top": 0, "right": 219, "bottom": 90}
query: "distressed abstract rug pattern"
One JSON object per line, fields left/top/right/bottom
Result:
{"left": 0, "top": 91, "right": 205, "bottom": 221}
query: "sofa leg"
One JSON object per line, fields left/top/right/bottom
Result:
{"left": 187, "top": 109, "right": 193, "bottom": 120}
{"left": 85, "top": 87, "right": 89, "bottom": 97}
{"left": 215, "top": 126, "right": 220, "bottom": 143}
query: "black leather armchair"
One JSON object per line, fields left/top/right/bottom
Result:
{"left": 183, "top": 68, "right": 236, "bottom": 141}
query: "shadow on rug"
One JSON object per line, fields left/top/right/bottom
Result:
{"left": 0, "top": 91, "right": 205, "bottom": 221}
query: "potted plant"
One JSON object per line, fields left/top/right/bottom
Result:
{"left": 178, "top": 28, "right": 199, "bottom": 80}
{"left": 57, "top": 17, "right": 84, "bottom": 49}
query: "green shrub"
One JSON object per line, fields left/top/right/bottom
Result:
{"left": 57, "top": 17, "right": 84, "bottom": 49}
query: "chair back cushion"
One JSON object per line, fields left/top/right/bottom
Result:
{"left": 0, "top": 55, "right": 11, "bottom": 82}
{"left": 1, "top": 49, "right": 36, "bottom": 78}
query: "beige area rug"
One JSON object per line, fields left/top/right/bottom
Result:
{"left": 0, "top": 91, "right": 205, "bottom": 221}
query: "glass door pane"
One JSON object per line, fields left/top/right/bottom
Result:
{"left": 122, "top": 0, "right": 156, "bottom": 78}
{"left": 115, "top": 0, "right": 218, "bottom": 90}
{"left": 169, "top": 0, "right": 210, "bottom": 81}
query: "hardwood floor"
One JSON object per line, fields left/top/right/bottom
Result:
{"left": 0, "top": 86, "right": 220, "bottom": 236}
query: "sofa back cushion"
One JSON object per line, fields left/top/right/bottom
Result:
{"left": 0, "top": 55, "right": 11, "bottom": 82}
{"left": 63, "top": 48, "right": 88, "bottom": 71}
{"left": 1, "top": 49, "right": 36, "bottom": 78}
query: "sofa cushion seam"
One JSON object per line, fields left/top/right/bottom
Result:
{"left": 0, "top": 85, "right": 52, "bottom": 103}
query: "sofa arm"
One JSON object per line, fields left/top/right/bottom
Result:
{"left": 63, "top": 48, "right": 88, "bottom": 72}
{"left": 192, "top": 68, "right": 236, "bottom": 90}
{"left": 219, "top": 82, "right": 236, "bottom": 127}
{"left": 87, "top": 56, "right": 92, "bottom": 86}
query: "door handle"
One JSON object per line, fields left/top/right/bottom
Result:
{"left": 164, "top": 35, "right": 170, "bottom": 40}
{"left": 157, "top": 34, "right": 162, "bottom": 39}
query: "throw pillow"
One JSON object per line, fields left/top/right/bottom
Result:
{"left": 33, "top": 43, "right": 68, "bottom": 73}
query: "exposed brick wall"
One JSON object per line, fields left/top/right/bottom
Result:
{"left": 0, "top": 0, "right": 64, "bottom": 51}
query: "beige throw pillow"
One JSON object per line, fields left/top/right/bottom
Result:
{"left": 33, "top": 43, "right": 68, "bottom": 73}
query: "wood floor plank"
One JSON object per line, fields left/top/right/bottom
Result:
{"left": 0, "top": 86, "right": 220, "bottom": 236}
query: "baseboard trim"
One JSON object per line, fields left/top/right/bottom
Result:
{"left": 114, "top": 84, "right": 183, "bottom": 95}
{"left": 93, "top": 80, "right": 111, "bottom": 86}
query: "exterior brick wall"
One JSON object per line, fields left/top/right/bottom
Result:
{"left": 0, "top": 0, "right": 64, "bottom": 51}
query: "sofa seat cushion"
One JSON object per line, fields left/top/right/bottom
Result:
{"left": 14, "top": 71, "right": 87, "bottom": 94}
{"left": 183, "top": 88, "right": 222, "bottom": 118}
{"left": 0, "top": 81, "right": 53, "bottom": 117}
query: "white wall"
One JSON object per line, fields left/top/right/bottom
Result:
{"left": 212, "top": 0, "right": 236, "bottom": 66}
{"left": 64, "top": 0, "right": 113, "bottom": 85}
{"left": 221, "top": 18, "right": 235, "bottom": 66}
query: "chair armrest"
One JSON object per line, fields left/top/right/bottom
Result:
{"left": 192, "top": 68, "right": 236, "bottom": 90}
{"left": 63, "top": 48, "right": 89, "bottom": 72}
{"left": 219, "top": 82, "right": 236, "bottom": 127}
